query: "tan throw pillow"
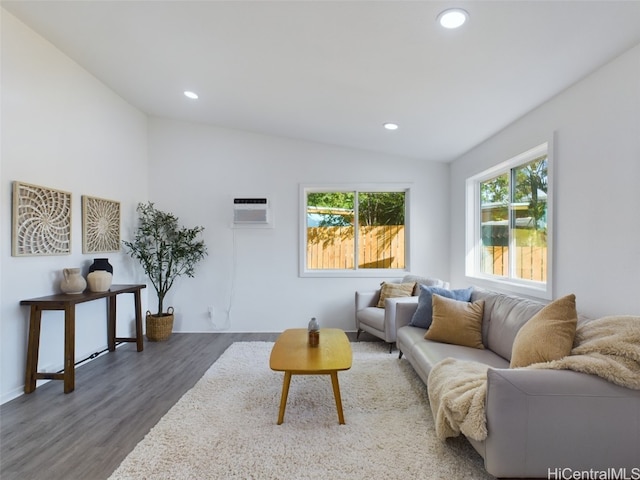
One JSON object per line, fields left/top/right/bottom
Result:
{"left": 425, "top": 294, "right": 485, "bottom": 349}
{"left": 376, "top": 282, "right": 416, "bottom": 308}
{"left": 510, "top": 294, "right": 578, "bottom": 368}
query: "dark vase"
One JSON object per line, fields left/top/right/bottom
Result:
{"left": 89, "top": 258, "right": 113, "bottom": 274}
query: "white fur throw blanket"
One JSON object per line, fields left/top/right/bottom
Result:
{"left": 427, "top": 315, "right": 640, "bottom": 442}
{"left": 427, "top": 357, "right": 489, "bottom": 441}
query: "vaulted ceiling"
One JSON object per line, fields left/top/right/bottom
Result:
{"left": 3, "top": 1, "right": 640, "bottom": 161}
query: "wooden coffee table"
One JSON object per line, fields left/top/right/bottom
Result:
{"left": 269, "top": 328, "right": 352, "bottom": 424}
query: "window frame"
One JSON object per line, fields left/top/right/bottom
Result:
{"left": 465, "top": 140, "right": 554, "bottom": 299}
{"left": 299, "top": 183, "right": 412, "bottom": 278}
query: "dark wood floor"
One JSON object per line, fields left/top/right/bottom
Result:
{"left": 0, "top": 332, "right": 370, "bottom": 480}
{"left": 0, "top": 333, "right": 283, "bottom": 480}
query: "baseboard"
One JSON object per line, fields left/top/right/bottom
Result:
{"left": 1, "top": 343, "right": 124, "bottom": 406}
{"left": 173, "top": 329, "right": 360, "bottom": 334}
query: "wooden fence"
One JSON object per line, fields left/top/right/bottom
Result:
{"left": 307, "top": 225, "right": 405, "bottom": 269}
{"left": 306, "top": 227, "right": 545, "bottom": 279}
{"left": 482, "top": 246, "right": 547, "bottom": 282}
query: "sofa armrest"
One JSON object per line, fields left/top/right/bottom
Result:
{"left": 393, "top": 298, "right": 419, "bottom": 331}
{"left": 483, "top": 368, "right": 640, "bottom": 478}
{"left": 384, "top": 297, "right": 419, "bottom": 340}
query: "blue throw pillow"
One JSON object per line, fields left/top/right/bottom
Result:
{"left": 409, "top": 285, "right": 473, "bottom": 329}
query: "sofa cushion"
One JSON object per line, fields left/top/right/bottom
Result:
{"left": 398, "top": 326, "right": 509, "bottom": 382}
{"left": 356, "top": 307, "right": 385, "bottom": 331}
{"left": 510, "top": 294, "right": 578, "bottom": 368}
{"left": 376, "top": 282, "right": 415, "bottom": 308}
{"left": 472, "top": 288, "right": 546, "bottom": 361}
{"left": 409, "top": 285, "right": 473, "bottom": 329}
{"left": 425, "top": 294, "right": 485, "bottom": 349}
{"left": 402, "top": 274, "right": 448, "bottom": 295}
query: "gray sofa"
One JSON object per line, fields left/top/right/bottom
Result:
{"left": 395, "top": 287, "right": 640, "bottom": 479}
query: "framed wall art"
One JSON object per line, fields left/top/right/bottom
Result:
{"left": 82, "top": 195, "right": 121, "bottom": 253}
{"left": 12, "top": 181, "right": 72, "bottom": 256}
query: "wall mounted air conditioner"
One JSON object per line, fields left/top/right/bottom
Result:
{"left": 233, "top": 198, "right": 273, "bottom": 228}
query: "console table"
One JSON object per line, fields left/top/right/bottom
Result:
{"left": 20, "top": 284, "right": 146, "bottom": 394}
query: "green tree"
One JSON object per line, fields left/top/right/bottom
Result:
{"left": 514, "top": 156, "right": 547, "bottom": 231}
{"left": 358, "top": 192, "right": 405, "bottom": 226}
{"left": 307, "top": 192, "right": 354, "bottom": 227}
{"left": 481, "top": 173, "right": 509, "bottom": 206}
{"left": 307, "top": 191, "right": 405, "bottom": 227}
{"left": 307, "top": 192, "right": 353, "bottom": 210}
{"left": 480, "top": 156, "right": 547, "bottom": 231}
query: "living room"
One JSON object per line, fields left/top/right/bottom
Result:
{"left": 1, "top": 1, "right": 639, "bottom": 478}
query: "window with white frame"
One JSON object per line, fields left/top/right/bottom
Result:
{"left": 465, "top": 142, "right": 552, "bottom": 298}
{"left": 300, "top": 184, "right": 410, "bottom": 277}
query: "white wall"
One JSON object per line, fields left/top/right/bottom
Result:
{"left": 147, "top": 117, "right": 450, "bottom": 333}
{"left": 1, "top": 10, "right": 149, "bottom": 403}
{"left": 449, "top": 43, "right": 640, "bottom": 318}
{"left": 4, "top": 4, "right": 637, "bottom": 407}
{"left": 0, "top": 8, "right": 451, "bottom": 403}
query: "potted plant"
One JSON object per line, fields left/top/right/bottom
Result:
{"left": 123, "top": 202, "right": 207, "bottom": 341}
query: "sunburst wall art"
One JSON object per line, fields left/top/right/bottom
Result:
{"left": 12, "top": 181, "right": 72, "bottom": 256}
{"left": 82, "top": 195, "right": 121, "bottom": 253}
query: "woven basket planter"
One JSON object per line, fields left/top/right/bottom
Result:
{"left": 146, "top": 307, "right": 174, "bottom": 341}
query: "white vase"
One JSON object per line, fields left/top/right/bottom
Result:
{"left": 87, "top": 271, "right": 113, "bottom": 292}
{"left": 60, "top": 268, "right": 86, "bottom": 294}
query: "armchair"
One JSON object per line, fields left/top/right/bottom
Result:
{"left": 355, "top": 275, "right": 449, "bottom": 352}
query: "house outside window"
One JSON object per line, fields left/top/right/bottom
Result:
{"left": 466, "top": 142, "right": 553, "bottom": 299}
{"left": 300, "top": 184, "right": 410, "bottom": 277}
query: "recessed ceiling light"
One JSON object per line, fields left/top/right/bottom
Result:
{"left": 383, "top": 123, "right": 399, "bottom": 131}
{"left": 184, "top": 91, "right": 199, "bottom": 99}
{"left": 437, "top": 8, "right": 469, "bottom": 29}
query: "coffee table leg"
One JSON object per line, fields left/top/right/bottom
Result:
{"left": 277, "top": 371, "right": 292, "bottom": 425}
{"left": 330, "top": 371, "right": 345, "bottom": 425}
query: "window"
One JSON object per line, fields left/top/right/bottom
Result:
{"left": 466, "top": 142, "right": 552, "bottom": 298}
{"left": 300, "top": 185, "right": 410, "bottom": 277}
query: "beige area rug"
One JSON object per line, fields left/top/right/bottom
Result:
{"left": 109, "top": 341, "right": 494, "bottom": 480}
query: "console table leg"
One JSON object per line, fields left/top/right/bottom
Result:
{"left": 107, "top": 295, "right": 117, "bottom": 352}
{"left": 134, "top": 290, "right": 144, "bottom": 352}
{"left": 24, "top": 306, "right": 42, "bottom": 394}
{"left": 64, "top": 304, "right": 75, "bottom": 393}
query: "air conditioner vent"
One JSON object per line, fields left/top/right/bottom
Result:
{"left": 233, "top": 198, "right": 272, "bottom": 227}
